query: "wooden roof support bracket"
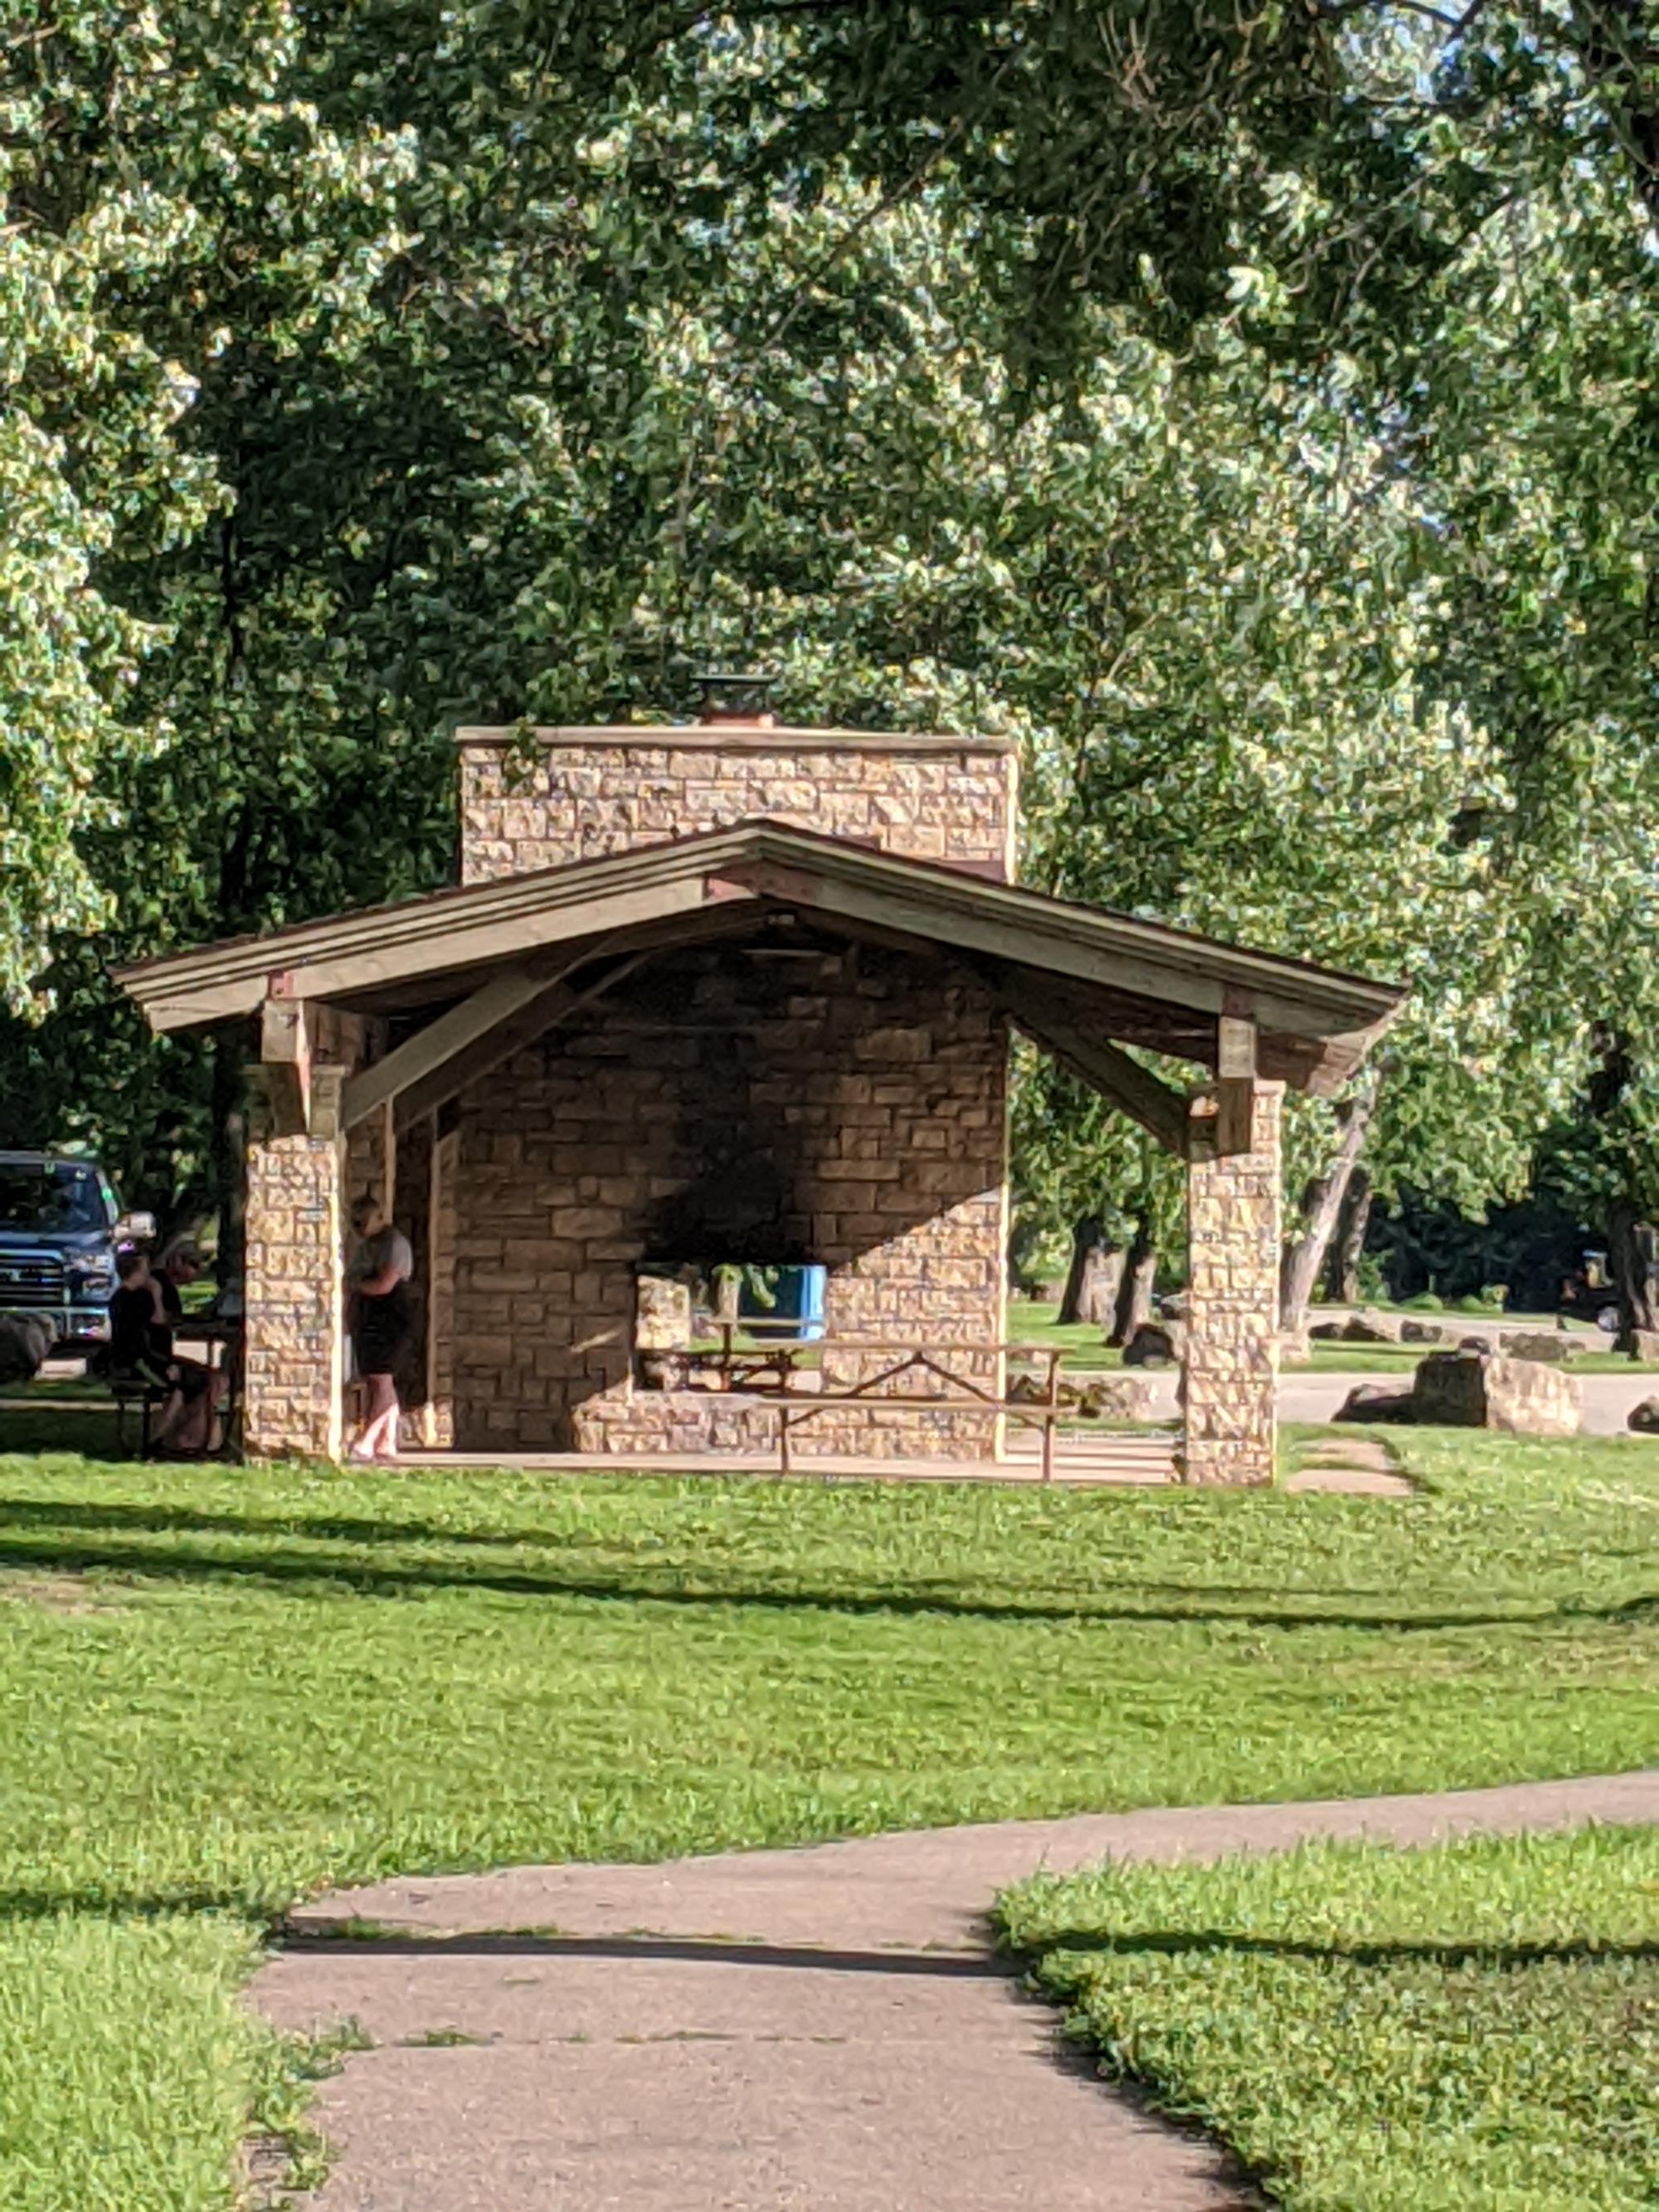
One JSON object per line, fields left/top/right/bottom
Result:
{"left": 341, "top": 965, "right": 572, "bottom": 1133}
{"left": 387, "top": 948, "right": 654, "bottom": 1132}
{"left": 990, "top": 968, "right": 1191, "bottom": 1157}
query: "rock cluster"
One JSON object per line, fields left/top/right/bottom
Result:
{"left": 1312, "top": 1308, "right": 1402, "bottom": 1344}
{"left": 1498, "top": 1329, "right": 1579, "bottom": 1364}
{"left": 1123, "top": 1321, "right": 1183, "bottom": 1367}
{"left": 1009, "top": 1370, "right": 1161, "bottom": 1420}
{"left": 1338, "top": 1348, "right": 1582, "bottom": 1437}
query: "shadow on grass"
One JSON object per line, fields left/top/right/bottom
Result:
{"left": 282, "top": 1927, "right": 1008, "bottom": 1976}
{"left": 0, "top": 1513, "right": 1652, "bottom": 1631}
{"left": 1009, "top": 1927, "right": 1659, "bottom": 1971}
{"left": 283, "top": 1924, "right": 1659, "bottom": 1974}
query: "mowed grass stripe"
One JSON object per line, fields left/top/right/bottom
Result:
{"left": 0, "top": 1428, "right": 1654, "bottom": 2205}
{"left": 1000, "top": 1825, "right": 1659, "bottom": 2212}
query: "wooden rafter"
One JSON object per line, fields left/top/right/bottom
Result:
{"left": 342, "top": 965, "right": 577, "bottom": 1133}
{"left": 990, "top": 968, "right": 1191, "bottom": 1157}
{"left": 388, "top": 952, "right": 652, "bottom": 1131}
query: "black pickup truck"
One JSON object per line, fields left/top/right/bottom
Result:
{"left": 0, "top": 1152, "right": 153, "bottom": 1349}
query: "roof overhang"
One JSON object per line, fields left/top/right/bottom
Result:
{"left": 114, "top": 821, "right": 1404, "bottom": 1097}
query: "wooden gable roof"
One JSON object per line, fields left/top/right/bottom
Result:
{"left": 114, "top": 820, "right": 1403, "bottom": 1100}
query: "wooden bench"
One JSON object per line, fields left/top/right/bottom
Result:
{"left": 109, "top": 1375, "right": 169, "bottom": 1457}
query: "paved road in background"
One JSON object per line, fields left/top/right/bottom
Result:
{"left": 1277, "top": 1370, "right": 1653, "bottom": 1435}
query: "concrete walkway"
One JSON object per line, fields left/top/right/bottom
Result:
{"left": 255, "top": 1770, "right": 1659, "bottom": 2210}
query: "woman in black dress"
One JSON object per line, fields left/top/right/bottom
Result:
{"left": 347, "top": 1196, "right": 413, "bottom": 1461}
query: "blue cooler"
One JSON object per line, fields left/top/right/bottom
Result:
{"left": 740, "top": 1264, "right": 826, "bottom": 1342}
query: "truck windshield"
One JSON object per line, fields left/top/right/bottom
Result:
{"left": 0, "top": 1162, "right": 110, "bottom": 1236}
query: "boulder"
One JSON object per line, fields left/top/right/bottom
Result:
{"left": 1335, "top": 1382, "right": 1417, "bottom": 1425}
{"left": 1342, "top": 1309, "right": 1403, "bottom": 1344}
{"left": 1158, "top": 1292, "right": 1191, "bottom": 1323}
{"left": 1309, "top": 1321, "right": 1346, "bottom": 1341}
{"left": 1628, "top": 1397, "right": 1659, "bottom": 1434}
{"left": 1069, "top": 1374, "right": 1163, "bottom": 1420}
{"left": 1123, "top": 1321, "right": 1183, "bottom": 1368}
{"left": 1411, "top": 1351, "right": 1581, "bottom": 1438}
{"left": 0, "top": 1314, "right": 52, "bottom": 1386}
{"left": 1400, "top": 1318, "right": 1453, "bottom": 1346}
{"left": 1627, "top": 1330, "right": 1659, "bottom": 1365}
{"left": 1500, "top": 1330, "right": 1579, "bottom": 1364}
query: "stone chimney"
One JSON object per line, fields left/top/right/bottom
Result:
{"left": 454, "top": 704, "right": 1019, "bottom": 886}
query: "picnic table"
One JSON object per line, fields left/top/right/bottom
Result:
{"left": 173, "top": 1314, "right": 245, "bottom": 1454}
{"left": 681, "top": 1322, "right": 1071, "bottom": 1477}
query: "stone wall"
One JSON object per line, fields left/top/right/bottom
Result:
{"left": 445, "top": 936, "right": 1008, "bottom": 1458}
{"left": 1180, "top": 1082, "right": 1283, "bottom": 1487}
{"left": 345, "top": 1099, "right": 392, "bottom": 1223}
{"left": 455, "top": 728, "right": 1019, "bottom": 883}
{"left": 242, "top": 1118, "right": 344, "bottom": 1460}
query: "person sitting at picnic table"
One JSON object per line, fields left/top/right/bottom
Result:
{"left": 347, "top": 1195, "right": 414, "bottom": 1462}
{"left": 152, "top": 1235, "right": 226, "bottom": 1452}
{"left": 106, "top": 1246, "right": 212, "bottom": 1454}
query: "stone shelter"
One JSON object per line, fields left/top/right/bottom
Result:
{"left": 116, "top": 709, "right": 1402, "bottom": 1484}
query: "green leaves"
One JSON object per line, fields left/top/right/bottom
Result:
{"left": 6, "top": 1, "right": 1659, "bottom": 1250}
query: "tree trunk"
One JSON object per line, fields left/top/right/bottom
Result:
{"left": 1326, "top": 1167, "right": 1373, "bottom": 1306}
{"left": 1058, "top": 1217, "right": 1124, "bottom": 1327}
{"left": 1608, "top": 1198, "right": 1657, "bottom": 1347}
{"left": 1109, "top": 1219, "right": 1155, "bottom": 1344}
{"left": 1279, "top": 1084, "right": 1377, "bottom": 1331}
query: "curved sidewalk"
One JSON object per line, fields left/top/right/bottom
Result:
{"left": 255, "top": 1770, "right": 1659, "bottom": 2210}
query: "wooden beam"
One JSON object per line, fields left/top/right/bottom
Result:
{"left": 715, "top": 859, "right": 1233, "bottom": 1028}
{"left": 342, "top": 967, "right": 565, "bottom": 1132}
{"left": 994, "top": 972, "right": 1190, "bottom": 1157}
{"left": 260, "top": 987, "right": 313, "bottom": 1133}
{"left": 1215, "top": 1006, "right": 1259, "bottom": 1153}
{"left": 1218, "top": 1012, "right": 1258, "bottom": 1079}
{"left": 391, "top": 952, "right": 652, "bottom": 1131}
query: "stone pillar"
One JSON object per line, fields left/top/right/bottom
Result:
{"left": 1180, "top": 1080, "right": 1283, "bottom": 1487}
{"left": 426, "top": 1126, "right": 459, "bottom": 1448}
{"left": 243, "top": 1084, "right": 345, "bottom": 1460}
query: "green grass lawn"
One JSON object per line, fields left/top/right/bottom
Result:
{"left": 1000, "top": 1825, "right": 1659, "bottom": 2211}
{"left": 0, "top": 1425, "right": 1657, "bottom": 2204}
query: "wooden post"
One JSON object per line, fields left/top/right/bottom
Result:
{"left": 1041, "top": 1347, "right": 1060, "bottom": 1483}
{"left": 1215, "top": 1008, "right": 1259, "bottom": 1157}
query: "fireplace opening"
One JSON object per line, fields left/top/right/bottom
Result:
{"left": 634, "top": 1259, "right": 826, "bottom": 1389}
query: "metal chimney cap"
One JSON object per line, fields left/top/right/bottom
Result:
{"left": 694, "top": 670, "right": 777, "bottom": 725}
